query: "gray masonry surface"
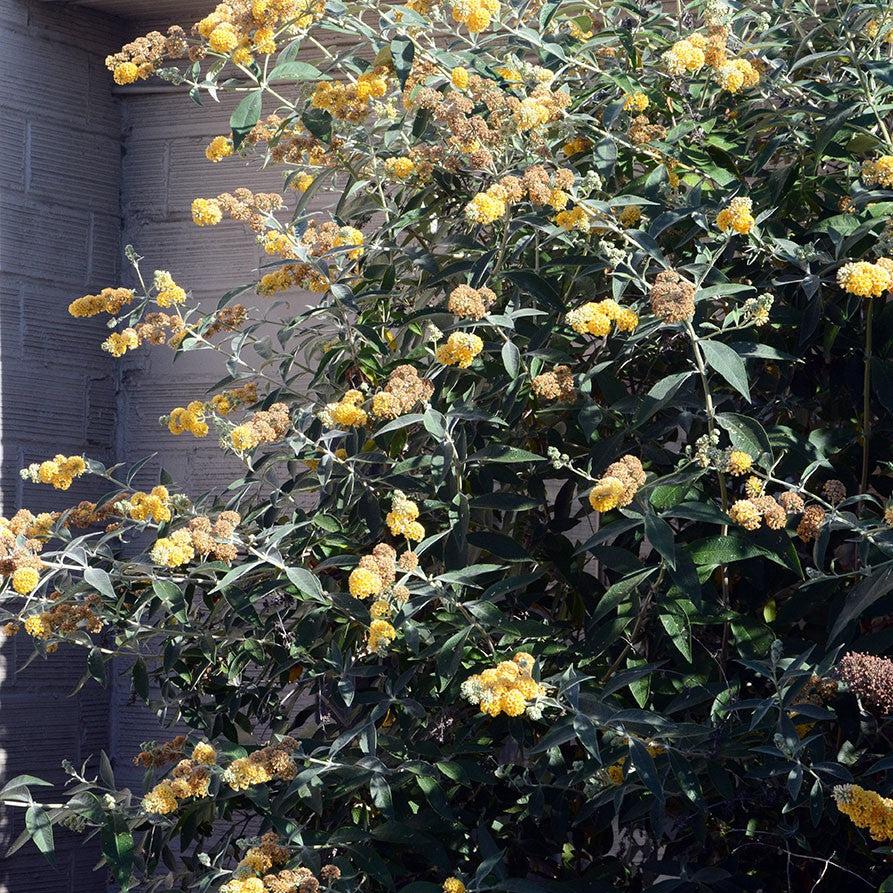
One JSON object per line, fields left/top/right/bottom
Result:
{"left": 0, "top": 1, "right": 324, "bottom": 889}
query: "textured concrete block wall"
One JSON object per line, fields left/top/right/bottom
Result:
{"left": 0, "top": 3, "right": 126, "bottom": 890}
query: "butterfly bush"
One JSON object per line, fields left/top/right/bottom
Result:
{"left": 5, "top": 0, "right": 893, "bottom": 889}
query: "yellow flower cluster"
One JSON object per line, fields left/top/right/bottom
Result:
{"left": 20, "top": 455, "right": 87, "bottom": 490}
{"left": 451, "top": 0, "right": 499, "bottom": 32}
{"left": 133, "top": 736, "right": 196, "bottom": 769}
{"left": 532, "top": 365, "right": 576, "bottom": 402}
{"left": 554, "top": 206, "right": 590, "bottom": 231}
{"left": 167, "top": 401, "right": 209, "bottom": 437}
{"left": 186, "top": 512, "right": 241, "bottom": 562}
{"left": 796, "top": 503, "right": 826, "bottom": 542}
{"left": 195, "top": 0, "right": 324, "bottom": 65}
{"left": 223, "top": 737, "right": 298, "bottom": 790}
{"left": 321, "top": 389, "right": 368, "bottom": 429}
{"left": 650, "top": 269, "right": 695, "bottom": 323}
{"left": 861, "top": 155, "right": 893, "bottom": 189}
{"left": 563, "top": 135, "right": 592, "bottom": 156}
{"left": 729, "top": 496, "right": 786, "bottom": 531}
{"left": 368, "top": 618, "right": 397, "bottom": 652}
{"left": 193, "top": 741, "right": 217, "bottom": 764}
{"left": 664, "top": 30, "right": 748, "bottom": 82}
{"left": 21, "top": 593, "right": 103, "bottom": 642}
{"left": 623, "top": 91, "right": 649, "bottom": 112}
{"left": 386, "top": 491, "right": 425, "bottom": 541}
{"left": 465, "top": 188, "right": 506, "bottom": 224}
{"left": 467, "top": 167, "right": 575, "bottom": 225}
{"left": 209, "top": 383, "right": 258, "bottom": 416}
{"left": 716, "top": 196, "right": 755, "bottom": 235}
{"left": 565, "top": 299, "right": 639, "bottom": 338}
{"left": 230, "top": 403, "right": 290, "bottom": 451}
{"left": 617, "top": 204, "right": 642, "bottom": 227}
{"left": 105, "top": 26, "right": 187, "bottom": 85}
{"left": 588, "top": 455, "right": 646, "bottom": 512}
{"left": 348, "top": 543, "right": 399, "bottom": 600}
{"left": 311, "top": 68, "right": 389, "bottom": 122}
{"left": 837, "top": 259, "right": 893, "bottom": 297}
{"left": 461, "top": 652, "right": 544, "bottom": 717}
{"left": 220, "top": 879, "right": 264, "bottom": 893}
{"left": 370, "top": 365, "right": 434, "bottom": 420}
{"left": 142, "top": 757, "right": 212, "bottom": 814}
{"left": 290, "top": 171, "right": 315, "bottom": 192}
{"left": 663, "top": 38, "right": 706, "bottom": 75}
{"left": 447, "top": 285, "right": 497, "bottom": 320}
{"left": 385, "top": 156, "right": 416, "bottom": 180}
{"left": 150, "top": 513, "right": 241, "bottom": 567}
{"left": 191, "top": 197, "right": 224, "bottom": 226}
{"left": 443, "top": 878, "right": 466, "bottom": 893}
{"left": 234, "top": 831, "right": 290, "bottom": 877}
{"left": 102, "top": 327, "right": 140, "bottom": 357}
{"left": 153, "top": 270, "right": 187, "bottom": 308}
{"left": 346, "top": 545, "right": 412, "bottom": 656}
{"left": 68, "top": 286, "right": 134, "bottom": 318}
{"left": 717, "top": 58, "right": 760, "bottom": 93}
{"left": 435, "top": 332, "right": 484, "bottom": 367}
{"left": 150, "top": 529, "right": 196, "bottom": 567}
{"left": 205, "top": 135, "right": 234, "bottom": 163}
{"left": 833, "top": 784, "right": 893, "bottom": 841}
{"left": 256, "top": 222, "right": 364, "bottom": 295}
{"left": 12, "top": 567, "right": 40, "bottom": 594}
{"left": 0, "top": 511, "right": 51, "bottom": 595}
{"left": 725, "top": 449, "right": 753, "bottom": 476}
{"left": 123, "top": 485, "right": 172, "bottom": 523}
{"left": 865, "top": 18, "right": 893, "bottom": 42}
{"left": 451, "top": 66, "right": 470, "bottom": 90}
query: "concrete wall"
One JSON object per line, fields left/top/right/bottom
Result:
{"left": 0, "top": 4, "right": 126, "bottom": 890}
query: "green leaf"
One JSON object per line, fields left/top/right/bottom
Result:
{"left": 436, "top": 564, "right": 503, "bottom": 585}
{"left": 285, "top": 567, "right": 324, "bottom": 599}
{"left": 689, "top": 531, "right": 800, "bottom": 574}
{"left": 700, "top": 340, "right": 750, "bottom": 401}
{"left": 469, "top": 445, "right": 545, "bottom": 463}
{"left": 101, "top": 814, "right": 134, "bottom": 890}
{"left": 390, "top": 37, "right": 415, "bottom": 89}
{"left": 573, "top": 713, "right": 601, "bottom": 761}
{"left": 84, "top": 567, "right": 115, "bottom": 599}
{"left": 375, "top": 413, "right": 424, "bottom": 436}
{"left": 132, "top": 659, "right": 149, "bottom": 701}
{"left": 659, "top": 610, "right": 692, "bottom": 662}
{"left": 828, "top": 563, "right": 893, "bottom": 643}
{"left": 25, "top": 804, "right": 54, "bottom": 862}
{"left": 268, "top": 61, "right": 325, "bottom": 81}
{"left": 230, "top": 90, "right": 262, "bottom": 146}
{"left": 301, "top": 106, "right": 331, "bottom": 140}
{"left": 470, "top": 492, "right": 539, "bottom": 511}
{"left": 501, "top": 340, "right": 521, "bottom": 378}
{"left": 633, "top": 371, "right": 693, "bottom": 426}
{"left": 716, "top": 412, "right": 773, "bottom": 461}
{"left": 0, "top": 775, "right": 52, "bottom": 802}
{"left": 644, "top": 510, "right": 676, "bottom": 569}
{"left": 593, "top": 137, "right": 617, "bottom": 177}
{"left": 629, "top": 739, "right": 662, "bottom": 799}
